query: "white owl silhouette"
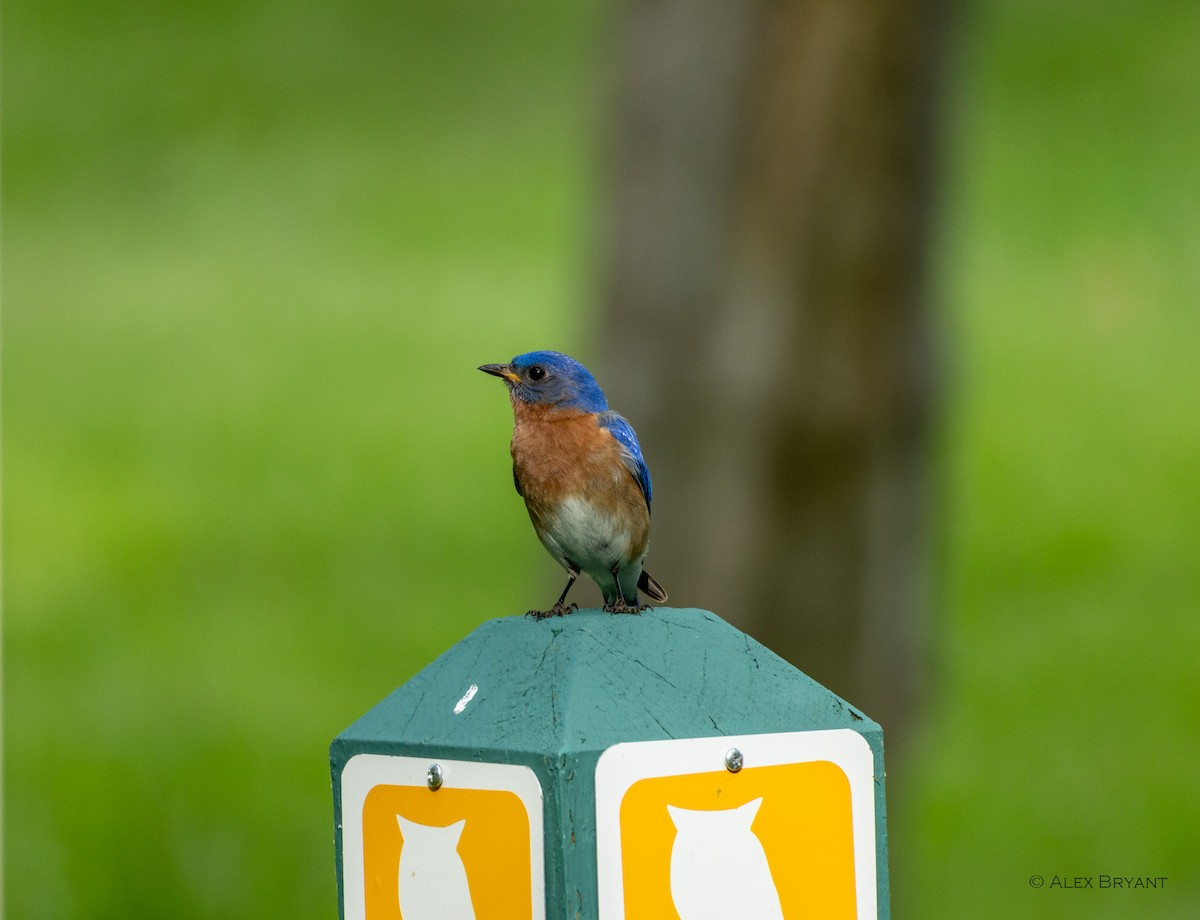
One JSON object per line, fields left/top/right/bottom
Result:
{"left": 395, "top": 815, "right": 477, "bottom": 920}
{"left": 666, "top": 798, "right": 784, "bottom": 919}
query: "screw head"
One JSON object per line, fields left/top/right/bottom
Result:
{"left": 426, "top": 763, "right": 444, "bottom": 791}
{"left": 724, "top": 747, "right": 744, "bottom": 773}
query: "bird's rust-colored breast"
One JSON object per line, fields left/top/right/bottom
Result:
{"left": 510, "top": 402, "right": 649, "bottom": 545}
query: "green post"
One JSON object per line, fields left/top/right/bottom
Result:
{"left": 330, "top": 607, "right": 889, "bottom": 918}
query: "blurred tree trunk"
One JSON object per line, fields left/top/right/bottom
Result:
{"left": 599, "top": 0, "right": 948, "bottom": 742}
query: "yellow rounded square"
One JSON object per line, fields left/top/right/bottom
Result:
{"left": 619, "top": 761, "right": 856, "bottom": 918}
{"left": 363, "top": 784, "right": 533, "bottom": 920}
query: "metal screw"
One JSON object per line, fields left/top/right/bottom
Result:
{"left": 426, "top": 763, "right": 444, "bottom": 791}
{"left": 724, "top": 747, "right": 743, "bottom": 773}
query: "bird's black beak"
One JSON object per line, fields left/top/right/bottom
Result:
{"left": 479, "top": 363, "right": 521, "bottom": 384}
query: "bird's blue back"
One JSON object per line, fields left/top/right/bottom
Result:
{"left": 598, "top": 412, "right": 652, "bottom": 511}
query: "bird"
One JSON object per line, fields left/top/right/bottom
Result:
{"left": 479, "top": 350, "right": 667, "bottom": 618}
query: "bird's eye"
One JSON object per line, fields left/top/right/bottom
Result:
{"left": 528, "top": 365, "right": 546, "bottom": 381}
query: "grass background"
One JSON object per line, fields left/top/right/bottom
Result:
{"left": 4, "top": 0, "right": 1198, "bottom": 917}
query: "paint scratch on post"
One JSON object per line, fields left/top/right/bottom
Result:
{"left": 454, "top": 684, "right": 479, "bottom": 714}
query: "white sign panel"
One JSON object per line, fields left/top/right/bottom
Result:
{"left": 595, "top": 729, "right": 877, "bottom": 919}
{"left": 340, "top": 754, "right": 544, "bottom": 920}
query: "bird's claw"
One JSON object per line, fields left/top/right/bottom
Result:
{"left": 526, "top": 602, "right": 577, "bottom": 620}
{"left": 603, "top": 599, "right": 649, "bottom": 615}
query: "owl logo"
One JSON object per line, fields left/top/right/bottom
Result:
{"left": 395, "top": 815, "right": 477, "bottom": 919}
{"left": 666, "top": 798, "right": 784, "bottom": 919}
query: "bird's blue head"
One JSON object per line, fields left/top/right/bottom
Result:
{"left": 479, "top": 350, "right": 608, "bottom": 413}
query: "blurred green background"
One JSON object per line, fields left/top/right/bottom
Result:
{"left": 4, "top": 0, "right": 1198, "bottom": 917}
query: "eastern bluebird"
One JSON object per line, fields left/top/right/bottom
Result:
{"left": 480, "top": 350, "right": 667, "bottom": 618}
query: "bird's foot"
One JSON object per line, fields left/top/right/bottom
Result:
{"left": 603, "top": 599, "right": 649, "bottom": 615}
{"left": 526, "top": 602, "right": 577, "bottom": 620}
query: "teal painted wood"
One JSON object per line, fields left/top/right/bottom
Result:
{"left": 330, "top": 606, "right": 890, "bottom": 918}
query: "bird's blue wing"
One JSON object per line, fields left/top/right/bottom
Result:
{"left": 598, "top": 411, "right": 652, "bottom": 511}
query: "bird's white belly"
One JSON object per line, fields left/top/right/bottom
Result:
{"left": 539, "top": 495, "right": 635, "bottom": 577}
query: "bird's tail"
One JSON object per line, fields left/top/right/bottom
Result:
{"left": 638, "top": 570, "right": 668, "bottom": 604}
